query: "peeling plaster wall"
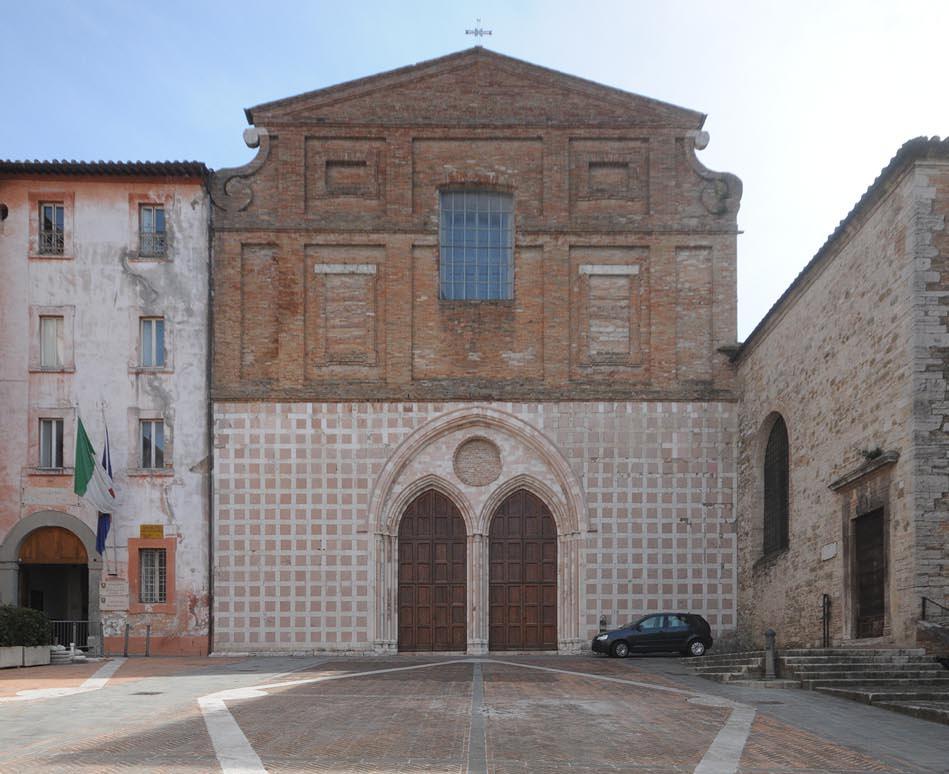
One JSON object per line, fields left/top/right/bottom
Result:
{"left": 0, "top": 177, "right": 210, "bottom": 653}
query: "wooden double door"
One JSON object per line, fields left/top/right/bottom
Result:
{"left": 396, "top": 488, "right": 558, "bottom": 652}
{"left": 488, "top": 490, "right": 558, "bottom": 651}
{"left": 397, "top": 490, "right": 467, "bottom": 651}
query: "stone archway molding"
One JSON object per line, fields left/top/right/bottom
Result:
{"left": 382, "top": 474, "right": 478, "bottom": 538}
{"left": 368, "top": 408, "right": 588, "bottom": 653}
{"left": 477, "top": 473, "right": 573, "bottom": 537}
{"left": 0, "top": 510, "right": 102, "bottom": 632}
{"left": 369, "top": 406, "right": 587, "bottom": 537}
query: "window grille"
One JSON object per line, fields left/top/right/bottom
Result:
{"left": 39, "top": 418, "right": 64, "bottom": 469}
{"left": 763, "top": 416, "right": 790, "bottom": 555}
{"left": 139, "top": 205, "right": 166, "bottom": 257}
{"left": 439, "top": 190, "right": 513, "bottom": 300}
{"left": 140, "top": 419, "right": 165, "bottom": 469}
{"left": 139, "top": 548, "right": 167, "bottom": 603}
{"left": 39, "top": 203, "right": 64, "bottom": 255}
{"left": 140, "top": 317, "right": 165, "bottom": 367}
{"left": 39, "top": 315, "right": 64, "bottom": 368}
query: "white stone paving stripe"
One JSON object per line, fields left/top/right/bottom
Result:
{"left": 0, "top": 657, "right": 126, "bottom": 702}
{"left": 467, "top": 662, "right": 487, "bottom": 774}
{"left": 80, "top": 656, "right": 126, "bottom": 689}
{"left": 198, "top": 696, "right": 267, "bottom": 774}
{"left": 693, "top": 704, "right": 757, "bottom": 774}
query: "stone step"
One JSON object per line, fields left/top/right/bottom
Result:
{"left": 791, "top": 668, "right": 947, "bottom": 681}
{"left": 778, "top": 654, "right": 935, "bottom": 664}
{"left": 694, "top": 651, "right": 764, "bottom": 664}
{"left": 727, "top": 678, "right": 800, "bottom": 688}
{"left": 694, "top": 668, "right": 762, "bottom": 678}
{"left": 780, "top": 648, "right": 927, "bottom": 657}
{"left": 784, "top": 660, "right": 946, "bottom": 669}
{"left": 693, "top": 661, "right": 762, "bottom": 672}
{"left": 693, "top": 671, "right": 736, "bottom": 683}
{"left": 815, "top": 687, "right": 949, "bottom": 704}
{"left": 873, "top": 701, "right": 949, "bottom": 726}
{"left": 802, "top": 676, "right": 949, "bottom": 690}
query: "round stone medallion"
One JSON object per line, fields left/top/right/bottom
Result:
{"left": 453, "top": 438, "right": 502, "bottom": 487}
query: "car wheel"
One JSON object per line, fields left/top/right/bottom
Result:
{"left": 611, "top": 641, "right": 630, "bottom": 658}
{"left": 687, "top": 639, "right": 706, "bottom": 657}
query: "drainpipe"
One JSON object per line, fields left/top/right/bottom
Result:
{"left": 205, "top": 175, "right": 215, "bottom": 656}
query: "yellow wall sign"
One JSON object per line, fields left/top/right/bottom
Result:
{"left": 139, "top": 524, "right": 164, "bottom": 539}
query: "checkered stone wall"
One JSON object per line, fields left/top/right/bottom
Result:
{"left": 212, "top": 400, "right": 736, "bottom": 653}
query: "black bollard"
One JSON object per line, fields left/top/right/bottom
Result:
{"left": 764, "top": 628, "right": 777, "bottom": 679}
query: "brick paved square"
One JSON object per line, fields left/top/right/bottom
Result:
{"left": 0, "top": 655, "right": 947, "bottom": 773}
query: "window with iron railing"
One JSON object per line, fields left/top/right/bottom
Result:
{"left": 139, "top": 205, "right": 166, "bottom": 257}
{"left": 139, "top": 548, "right": 167, "bottom": 603}
{"left": 39, "top": 203, "right": 64, "bottom": 255}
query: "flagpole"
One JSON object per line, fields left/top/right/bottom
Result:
{"left": 100, "top": 404, "right": 119, "bottom": 577}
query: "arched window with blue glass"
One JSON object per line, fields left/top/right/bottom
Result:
{"left": 439, "top": 190, "right": 514, "bottom": 300}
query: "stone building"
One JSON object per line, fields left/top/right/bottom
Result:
{"left": 734, "top": 138, "right": 949, "bottom": 650}
{"left": 208, "top": 48, "right": 743, "bottom": 654}
{"left": 0, "top": 161, "right": 212, "bottom": 655}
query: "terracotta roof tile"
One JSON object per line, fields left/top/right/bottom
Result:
{"left": 0, "top": 159, "right": 208, "bottom": 178}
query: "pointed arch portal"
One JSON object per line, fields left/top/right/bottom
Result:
{"left": 489, "top": 490, "right": 558, "bottom": 650}
{"left": 397, "top": 490, "right": 467, "bottom": 652}
{"left": 370, "top": 407, "right": 587, "bottom": 654}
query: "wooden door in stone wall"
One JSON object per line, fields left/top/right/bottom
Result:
{"left": 397, "top": 490, "right": 467, "bottom": 651}
{"left": 489, "top": 490, "right": 558, "bottom": 650}
{"left": 854, "top": 508, "right": 886, "bottom": 638}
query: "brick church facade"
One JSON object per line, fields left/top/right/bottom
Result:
{"left": 208, "top": 48, "right": 743, "bottom": 653}
{"left": 1, "top": 49, "right": 943, "bottom": 657}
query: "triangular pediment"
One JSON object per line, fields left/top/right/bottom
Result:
{"left": 246, "top": 48, "right": 704, "bottom": 128}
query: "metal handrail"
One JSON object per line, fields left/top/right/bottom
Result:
{"left": 39, "top": 229, "right": 64, "bottom": 255}
{"left": 921, "top": 596, "right": 949, "bottom": 621}
{"left": 139, "top": 232, "right": 166, "bottom": 257}
{"left": 48, "top": 619, "right": 101, "bottom": 654}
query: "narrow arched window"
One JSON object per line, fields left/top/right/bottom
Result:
{"left": 763, "top": 416, "right": 789, "bottom": 555}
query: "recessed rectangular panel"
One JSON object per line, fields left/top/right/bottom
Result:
{"left": 240, "top": 244, "right": 278, "bottom": 379}
{"left": 675, "top": 247, "right": 713, "bottom": 381}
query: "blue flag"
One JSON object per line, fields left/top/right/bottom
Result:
{"left": 96, "top": 514, "right": 111, "bottom": 555}
{"left": 95, "top": 425, "right": 114, "bottom": 555}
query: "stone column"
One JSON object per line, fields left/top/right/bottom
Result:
{"left": 467, "top": 532, "right": 489, "bottom": 654}
{"left": 0, "top": 561, "right": 17, "bottom": 605}
{"left": 373, "top": 532, "right": 397, "bottom": 653}
{"left": 558, "top": 531, "right": 586, "bottom": 652}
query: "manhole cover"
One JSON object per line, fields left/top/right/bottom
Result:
{"left": 756, "top": 700, "right": 783, "bottom": 705}
{"left": 131, "top": 691, "right": 162, "bottom": 696}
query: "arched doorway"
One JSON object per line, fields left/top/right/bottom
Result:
{"left": 489, "top": 489, "right": 557, "bottom": 650}
{"left": 18, "top": 526, "right": 89, "bottom": 625}
{"left": 397, "top": 490, "right": 467, "bottom": 651}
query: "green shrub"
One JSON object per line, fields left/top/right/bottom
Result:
{"left": 0, "top": 605, "right": 51, "bottom": 647}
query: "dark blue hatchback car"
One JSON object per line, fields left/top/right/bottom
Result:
{"left": 592, "top": 613, "right": 713, "bottom": 658}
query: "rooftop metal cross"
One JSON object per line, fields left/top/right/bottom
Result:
{"left": 465, "top": 18, "right": 492, "bottom": 38}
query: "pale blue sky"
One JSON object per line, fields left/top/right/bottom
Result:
{"left": 2, "top": 0, "right": 946, "bottom": 337}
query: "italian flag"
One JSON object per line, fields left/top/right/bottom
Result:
{"left": 73, "top": 417, "right": 115, "bottom": 514}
